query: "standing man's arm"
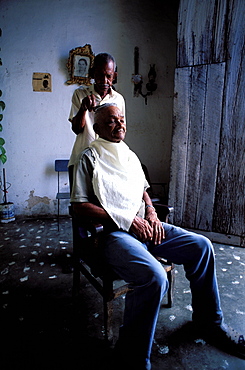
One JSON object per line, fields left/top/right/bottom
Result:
{"left": 71, "top": 93, "right": 97, "bottom": 135}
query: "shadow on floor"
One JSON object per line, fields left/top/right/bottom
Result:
{"left": 0, "top": 217, "right": 244, "bottom": 369}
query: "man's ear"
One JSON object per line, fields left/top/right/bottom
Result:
{"left": 113, "top": 70, "right": 118, "bottom": 84}
{"left": 93, "top": 123, "right": 99, "bottom": 135}
{"left": 89, "top": 66, "right": 94, "bottom": 78}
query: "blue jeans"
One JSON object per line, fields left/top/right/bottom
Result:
{"left": 104, "top": 223, "right": 223, "bottom": 369}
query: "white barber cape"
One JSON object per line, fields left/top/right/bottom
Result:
{"left": 90, "top": 138, "right": 145, "bottom": 231}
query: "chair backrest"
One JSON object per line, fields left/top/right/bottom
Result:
{"left": 55, "top": 159, "right": 69, "bottom": 172}
{"left": 55, "top": 159, "right": 69, "bottom": 195}
{"left": 141, "top": 163, "right": 153, "bottom": 194}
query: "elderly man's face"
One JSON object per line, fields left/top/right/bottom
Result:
{"left": 94, "top": 106, "right": 126, "bottom": 143}
{"left": 94, "top": 61, "right": 116, "bottom": 98}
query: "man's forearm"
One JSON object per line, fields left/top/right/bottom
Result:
{"left": 71, "top": 93, "right": 96, "bottom": 135}
{"left": 72, "top": 202, "right": 111, "bottom": 222}
{"left": 143, "top": 190, "right": 153, "bottom": 206}
{"left": 71, "top": 107, "right": 86, "bottom": 135}
{"left": 143, "top": 191, "right": 156, "bottom": 216}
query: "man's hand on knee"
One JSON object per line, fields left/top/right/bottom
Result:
{"left": 145, "top": 210, "right": 165, "bottom": 244}
{"left": 130, "top": 216, "right": 153, "bottom": 242}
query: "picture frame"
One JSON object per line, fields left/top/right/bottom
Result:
{"left": 66, "top": 44, "right": 95, "bottom": 85}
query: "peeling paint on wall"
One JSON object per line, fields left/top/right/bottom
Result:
{"left": 25, "top": 190, "right": 51, "bottom": 215}
{"left": 26, "top": 190, "right": 50, "bottom": 209}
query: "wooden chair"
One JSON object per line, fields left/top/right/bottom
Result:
{"left": 72, "top": 206, "right": 175, "bottom": 344}
{"left": 141, "top": 163, "right": 174, "bottom": 222}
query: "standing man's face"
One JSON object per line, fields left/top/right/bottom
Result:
{"left": 94, "top": 61, "right": 117, "bottom": 98}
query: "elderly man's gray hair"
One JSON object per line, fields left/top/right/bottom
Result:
{"left": 94, "top": 103, "right": 118, "bottom": 123}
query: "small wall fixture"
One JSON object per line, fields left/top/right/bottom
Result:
{"left": 131, "top": 46, "right": 157, "bottom": 104}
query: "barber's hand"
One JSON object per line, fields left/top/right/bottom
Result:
{"left": 71, "top": 94, "right": 96, "bottom": 135}
{"left": 129, "top": 216, "right": 153, "bottom": 242}
{"left": 81, "top": 93, "right": 96, "bottom": 112}
{"left": 145, "top": 210, "right": 165, "bottom": 245}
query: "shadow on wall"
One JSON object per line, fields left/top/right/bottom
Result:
{"left": 58, "top": 56, "right": 70, "bottom": 81}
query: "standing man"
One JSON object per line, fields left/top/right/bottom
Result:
{"left": 68, "top": 53, "right": 126, "bottom": 188}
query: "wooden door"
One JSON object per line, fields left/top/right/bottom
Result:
{"left": 169, "top": 0, "right": 245, "bottom": 245}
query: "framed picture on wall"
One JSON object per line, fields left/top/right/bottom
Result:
{"left": 66, "top": 44, "right": 95, "bottom": 85}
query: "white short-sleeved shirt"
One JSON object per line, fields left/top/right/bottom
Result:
{"left": 68, "top": 84, "right": 126, "bottom": 166}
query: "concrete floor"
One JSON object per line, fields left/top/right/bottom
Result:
{"left": 0, "top": 217, "right": 244, "bottom": 370}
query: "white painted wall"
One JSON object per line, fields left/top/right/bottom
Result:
{"left": 0, "top": 0, "right": 178, "bottom": 216}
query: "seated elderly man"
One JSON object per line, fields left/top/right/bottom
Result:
{"left": 70, "top": 103, "right": 245, "bottom": 370}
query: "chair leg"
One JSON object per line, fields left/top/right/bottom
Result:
{"left": 166, "top": 268, "right": 175, "bottom": 308}
{"left": 72, "top": 263, "right": 80, "bottom": 297}
{"left": 103, "top": 298, "right": 114, "bottom": 344}
{"left": 72, "top": 221, "right": 81, "bottom": 297}
{"left": 103, "top": 276, "right": 115, "bottom": 344}
{"left": 57, "top": 199, "right": 60, "bottom": 231}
